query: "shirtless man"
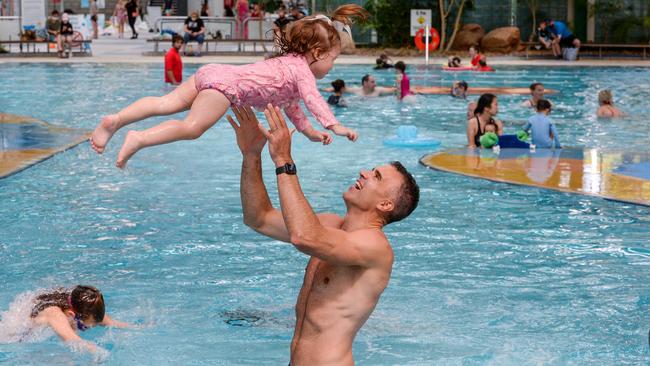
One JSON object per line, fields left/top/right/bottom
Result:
{"left": 324, "top": 74, "right": 394, "bottom": 97}
{"left": 227, "top": 105, "right": 419, "bottom": 366}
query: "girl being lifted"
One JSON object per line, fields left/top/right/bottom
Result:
{"left": 90, "top": 4, "right": 367, "bottom": 168}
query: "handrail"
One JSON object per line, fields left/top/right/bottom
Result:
{"left": 155, "top": 16, "right": 237, "bottom": 39}
{"left": 240, "top": 16, "right": 276, "bottom": 40}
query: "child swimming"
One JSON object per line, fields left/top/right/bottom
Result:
{"left": 0, "top": 286, "right": 130, "bottom": 354}
{"left": 521, "top": 99, "right": 562, "bottom": 149}
{"left": 90, "top": 4, "right": 367, "bottom": 168}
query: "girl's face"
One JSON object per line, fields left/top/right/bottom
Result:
{"left": 308, "top": 45, "right": 340, "bottom": 80}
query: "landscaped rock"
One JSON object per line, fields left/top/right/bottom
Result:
{"left": 451, "top": 23, "right": 485, "bottom": 50}
{"left": 480, "top": 26, "right": 520, "bottom": 53}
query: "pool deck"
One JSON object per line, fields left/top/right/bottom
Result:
{"left": 2, "top": 34, "right": 650, "bottom": 67}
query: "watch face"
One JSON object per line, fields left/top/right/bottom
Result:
{"left": 286, "top": 163, "right": 297, "bottom": 174}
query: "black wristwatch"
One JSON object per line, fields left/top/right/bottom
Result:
{"left": 275, "top": 163, "right": 297, "bottom": 175}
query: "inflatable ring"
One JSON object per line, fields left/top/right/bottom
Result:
{"left": 414, "top": 27, "right": 440, "bottom": 52}
{"left": 383, "top": 125, "right": 441, "bottom": 148}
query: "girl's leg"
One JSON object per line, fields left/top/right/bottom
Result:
{"left": 90, "top": 76, "right": 198, "bottom": 153}
{"left": 115, "top": 89, "right": 230, "bottom": 168}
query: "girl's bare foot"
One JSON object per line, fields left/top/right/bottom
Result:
{"left": 116, "top": 131, "right": 144, "bottom": 169}
{"left": 90, "top": 115, "right": 120, "bottom": 154}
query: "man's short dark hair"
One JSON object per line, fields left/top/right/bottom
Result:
{"left": 51, "top": 10, "right": 59, "bottom": 15}
{"left": 529, "top": 82, "right": 543, "bottom": 91}
{"left": 361, "top": 74, "right": 371, "bottom": 84}
{"left": 331, "top": 79, "right": 345, "bottom": 92}
{"left": 172, "top": 35, "right": 184, "bottom": 44}
{"left": 386, "top": 161, "right": 419, "bottom": 224}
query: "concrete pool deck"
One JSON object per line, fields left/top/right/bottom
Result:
{"left": 2, "top": 34, "right": 650, "bottom": 67}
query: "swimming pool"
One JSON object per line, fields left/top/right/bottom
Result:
{"left": 1, "top": 63, "right": 649, "bottom": 365}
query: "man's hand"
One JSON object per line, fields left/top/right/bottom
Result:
{"left": 227, "top": 106, "right": 267, "bottom": 157}
{"left": 259, "top": 103, "right": 295, "bottom": 166}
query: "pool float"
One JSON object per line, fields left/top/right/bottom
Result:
{"left": 383, "top": 125, "right": 441, "bottom": 148}
{"left": 441, "top": 66, "right": 475, "bottom": 71}
{"left": 413, "top": 86, "right": 558, "bottom": 95}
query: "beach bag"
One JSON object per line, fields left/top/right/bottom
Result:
{"left": 562, "top": 47, "right": 578, "bottom": 61}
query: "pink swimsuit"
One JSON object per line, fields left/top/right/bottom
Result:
{"left": 194, "top": 54, "right": 339, "bottom": 132}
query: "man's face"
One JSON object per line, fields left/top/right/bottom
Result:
{"left": 363, "top": 76, "right": 376, "bottom": 91}
{"left": 344, "top": 164, "right": 403, "bottom": 213}
{"left": 173, "top": 40, "right": 183, "bottom": 50}
{"left": 539, "top": 22, "right": 547, "bottom": 30}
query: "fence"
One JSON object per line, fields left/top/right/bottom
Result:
{"left": 155, "top": 16, "right": 237, "bottom": 39}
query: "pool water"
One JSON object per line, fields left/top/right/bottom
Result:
{"left": 1, "top": 63, "right": 649, "bottom": 365}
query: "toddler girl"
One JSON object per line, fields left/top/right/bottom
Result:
{"left": 91, "top": 4, "right": 366, "bottom": 168}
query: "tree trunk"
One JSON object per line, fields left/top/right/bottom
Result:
{"left": 527, "top": 0, "right": 538, "bottom": 42}
{"left": 438, "top": 0, "right": 447, "bottom": 51}
{"left": 445, "top": 0, "right": 467, "bottom": 52}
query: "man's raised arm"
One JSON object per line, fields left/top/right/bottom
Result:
{"left": 228, "top": 106, "right": 291, "bottom": 242}
{"left": 259, "top": 105, "right": 387, "bottom": 268}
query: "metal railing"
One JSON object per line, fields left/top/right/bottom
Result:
{"left": 240, "top": 16, "right": 276, "bottom": 40}
{"left": 155, "top": 16, "right": 237, "bottom": 39}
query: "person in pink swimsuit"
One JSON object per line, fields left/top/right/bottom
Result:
{"left": 235, "top": 0, "right": 249, "bottom": 38}
{"left": 89, "top": 4, "right": 367, "bottom": 168}
{"left": 394, "top": 61, "right": 413, "bottom": 101}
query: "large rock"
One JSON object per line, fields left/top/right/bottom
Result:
{"left": 480, "top": 27, "right": 520, "bottom": 53}
{"left": 451, "top": 23, "right": 485, "bottom": 50}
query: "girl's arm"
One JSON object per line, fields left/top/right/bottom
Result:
{"left": 295, "top": 75, "right": 340, "bottom": 130}
{"left": 100, "top": 314, "right": 132, "bottom": 328}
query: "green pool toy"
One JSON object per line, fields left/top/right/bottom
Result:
{"left": 516, "top": 130, "right": 529, "bottom": 142}
{"left": 480, "top": 132, "right": 499, "bottom": 148}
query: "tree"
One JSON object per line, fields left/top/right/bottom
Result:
{"left": 526, "top": 0, "right": 539, "bottom": 42}
{"left": 438, "top": 0, "right": 471, "bottom": 52}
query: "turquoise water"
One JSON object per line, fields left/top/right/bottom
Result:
{"left": 1, "top": 63, "right": 649, "bottom": 365}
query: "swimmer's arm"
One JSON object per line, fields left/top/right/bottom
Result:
{"left": 100, "top": 314, "right": 132, "bottom": 328}
{"left": 466, "top": 119, "right": 477, "bottom": 147}
{"left": 377, "top": 86, "right": 396, "bottom": 95}
{"left": 496, "top": 120, "right": 504, "bottom": 136}
{"left": 522, "top": 121, "right": 531, "bottom": 132}
{"left": 41, "top": 307, "right": 84, "bottom": 343}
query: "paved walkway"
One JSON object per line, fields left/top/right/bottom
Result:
{"left": 2, "top": 32, "right": 650, "bottom": 66}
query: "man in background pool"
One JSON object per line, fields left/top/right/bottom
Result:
{"left": 324, "top": 74, "right": 394, "bottom": 97}
{"left": 227, "top": 104, "right": 419, "bottom": 365}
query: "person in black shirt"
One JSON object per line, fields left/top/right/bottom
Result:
{"left": 182, "top": 11, "right": 206, "bottom": 56}
{"left": 57, "top": 13, "right": 74, "bottom": 58}
{"left": 125, "top": 0, "right": 138, "bottom": 39}
{"left": 327, "top": 79, "right": 348, "bottom": 107}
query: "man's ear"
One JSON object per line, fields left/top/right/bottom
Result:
{"left": 64, "top": 309, "right": 75, "bottom": 317}
{"left": 376, "top": 199, "right": 394, "bottom": 214}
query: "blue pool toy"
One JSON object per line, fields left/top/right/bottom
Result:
{"left": 383, "top": 125, "right": 441, "bottom": 148}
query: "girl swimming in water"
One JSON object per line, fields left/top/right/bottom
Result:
{"left": 1, "top": 286, "right": 130, "bottom": 355}
{"left": 90, "top": 4, "right": 367, "bottom": 168}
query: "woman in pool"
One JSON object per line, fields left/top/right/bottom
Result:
{"left": 522, "top": 82, "right": 549, "bottom": 108}
{"left": 394, "top": 61, "right": 414, "bottom": 101}
{"left": 90, "top": 4, "right": 366, "bottom": 168}
{"left": 596, "top": 89, "right": 626, "bottom": 118}
{"left": 466, "top": 93, "right": 503, "bottom": 148}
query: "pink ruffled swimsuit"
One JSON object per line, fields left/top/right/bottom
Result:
{"left": 194, "top": 54, "right": 339, "bottom": 132}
